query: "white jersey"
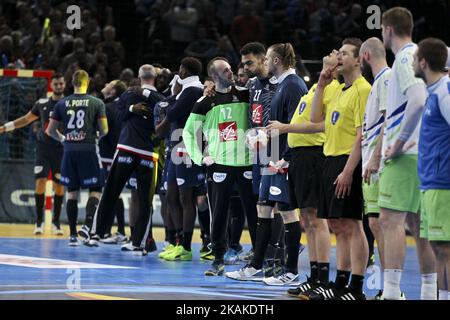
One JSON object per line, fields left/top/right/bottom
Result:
{"left": 382, "top": 43, "right": 425, "bottom": 158}
{"left": 362, "top": 67, "right": 391, "bottom": 172}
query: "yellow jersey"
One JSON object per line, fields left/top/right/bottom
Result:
{"left": 288, "top": 80, "right": 340, "bottom": 148}
{"left": 324, "top": 76, "right": 371, "bottom": 157}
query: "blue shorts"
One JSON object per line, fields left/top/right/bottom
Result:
{"left": 159, "top": 148, "right": 171, "bottom": 194}
{"left": 252, "top": 163, "right": 262, "bottom": 195}
{"left": 258, "top": 171, "right": 293, "bottom": 211}
{"left": 61, "top": 150, "right": 104, "bottom": 191}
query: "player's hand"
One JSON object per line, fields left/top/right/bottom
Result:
{"left": 363, "top": 155, "right": 381, "bottom": 185}
{"left": 266, "top": 120, "right": 286, "bottom": 137}
{"left": 130, "top": 102, "right": 152, "bottom": 117}
{"left": 202, "top": 155, "right": 215, "bottom": 166}
{"left": 318, "top": 64, "right": 337, "bottom": 88}
{"left": 384, "top": 140, "right": 416, "bottom": 162}
{"left": 334, "top": 169, "right": 353, "bottom": 199}
{"left": 0, "top": 126, "right": 5, "bottom": 134}
{"left": 204, "top": 84, "right": 216, "bottom": 97}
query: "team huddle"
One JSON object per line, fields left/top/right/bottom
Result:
{"left": 1, "top": 7, "right": 450, "bottom": 300}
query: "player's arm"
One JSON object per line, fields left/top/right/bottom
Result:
{"left": 0, "top": 111, "right": 39, "bottom": 134}
{"left": 45, "top": 119, "right": 65, "bottom": 143}
{"left": 266, "top": 120, "right": 324, "bottom": 135}
{"left": 335, "top": 126, "right": 362, "bottom": 199}
{"left": 97, "top": 101, "right": 109, "bottom": 138}
{"left": 155, "top": 117, "right": 170, "bottom": 138}
{"left": 311, "top": 66, "right": 337, "bottom": 123}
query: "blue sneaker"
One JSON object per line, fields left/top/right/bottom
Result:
{"left": 224, "top": 248, "right": 242, "bottom": 265}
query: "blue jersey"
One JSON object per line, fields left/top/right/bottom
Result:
{"left": 116, "top": 87, "right": 164, "bottom": 160}
{"left": 99, "top": 96, "right": 122, "bottom": 161}
{"left": 154, "top": 95, "right": 176, "bottom": 144}
{"left": 166, "top": 86, "right": 203, "bottom": 147}
{"left": 269, "top": 71, "right": 307, "bottom": 160}
{"left": 248, "top": 76, "right": 278, "bottom": 127}
{"left": 52, "top": 93, "right": 106, "bottom": 152}
{"left": 418, "top": 75, "right": 450, "bottom": 190}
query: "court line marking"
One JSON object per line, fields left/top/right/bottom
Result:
{"left": 66, "top": 292, "right": 138, "bottom": 300}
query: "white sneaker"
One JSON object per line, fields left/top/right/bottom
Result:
{"left": 77, "top": 225, "right": 90, "bottom": 240}
{"left": 263, "top": 272, "right": 300, "bottom": 286}
{"left": 225, "top": 265, "right": 264, "bottom": 281}
{"left": 121, "top": 242, "right": 136, "bottom": 251}
{"left": 115, "top": 232, "right": 128, "bottom": 243}
{"left": 52, "top": 223, "right": 64, "bottom": 236}
{"left": 33, "top": 223, "right": 44, "bottom": 235}
{"left": 68, "top": 236, "right": 80, "bottom": 246}
{"left": 84, "top": 235, "right": 100, "bottom": 247}
{"left": 100, "top": 234, "right": 118, "bottom": 244}
{"left": 121, "top": 242, "right": 146, "bottom": 256}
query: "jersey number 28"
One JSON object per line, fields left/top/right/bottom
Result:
{"left": 67, "top": 109, "right": 85, "bottom": 129}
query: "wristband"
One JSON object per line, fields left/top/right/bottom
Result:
{"left": 4, "top": 121, "right": 15, "bottom": 132}
{"left": 129, "top": 104, "right": 134, "bottom": 112}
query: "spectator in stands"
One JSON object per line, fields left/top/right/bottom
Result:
{"left": 59, "top": 38, "right": 95, "bottom": 73}
{"left": 184, "top": 27, "right": 217, "bottom": 63}
{"left": 230, "top": 1, "right": 264, "bottom": 50}
{"left": 98, "top": 26, "right": 124, "bottom": 66}
{"left": 119, "top": 68, "right": 135, "bottom": 86}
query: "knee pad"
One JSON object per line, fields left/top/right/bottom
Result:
{"left": 280, "top": 210, "right": 299, "bottom": 224}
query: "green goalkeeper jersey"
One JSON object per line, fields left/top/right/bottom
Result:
{"left": 182, "top": 87, "right": 252, "bottom": 167}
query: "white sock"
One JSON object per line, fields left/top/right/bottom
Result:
{"left": 421, "top": 273, "right": 437, "bottom": 300}
{"left": 438, "top": 290, "right": 448, "bottom": 300}
{"left": 383, "top": 269, "right": 402, "bottom": 300}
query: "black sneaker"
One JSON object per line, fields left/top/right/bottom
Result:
{"left": 77, "top": 225, "right": 90, "bottom": 240}
{"left": 329, "top": 287, "right": 366, "bottom": 300}
{"left": 287, "top": 276, "right": 318, "bottom": 297}
{"left": 298, "top": 282, "right": 340, "bottom": 300}
{"left": 145, "top": 237, "right": 157, "bottom": 253}
{"left": 204, "top": 260, "right": 225, "bottom": 276}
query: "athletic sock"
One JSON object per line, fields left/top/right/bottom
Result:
{"left": 35, "top": 193, "right": 45, "bottom": 225}
{"left": 251, "top": 217, "right": 273, "bottom": 270}
{"left": 310, "top": 261, "right": 319, "bottom": 281}
{"left": 284, "top": 221, "right": 301, "bottom": 274}
{"left": 438, "top": 290, "right": 448, "bottom": 300}
{"left": 335, "top": 270, "right": 351, "bottom": 290}
{"left": 52, "top": 194, "right": 64, "bottom": 226}
{"left": 181, "top": 231, "right": 193, "bottom": 251}
{"left": 421, "top": 273, "right": 437, "bottom": 300}
{"left": 175, "top": 229, "right": 183, "bottom": 245}
{"left": 168, "top": 229, "right": 177, "bottom": 246}
{"left": 318, "top": 262, "right": 330, "bottom": 284}
{"left": 348, "top": 274, "right": 365, "bottom": 293}
{"left": 66, "top": 199, "right": 78, "bottom": 236}
{"left": 383, "top": 269, "right": 402, "bottom": 300}
{"left": 115, "top": 197, "right": 125, "bottom": 235}
{"left": 269, "top": 214, "right": 284, "bottom": 246}
{"left": 84, "top": 197, "right": 99, "bottom": 229}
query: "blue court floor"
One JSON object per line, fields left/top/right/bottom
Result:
{"left": 0, "top": 236, "right": 422, "bottom": 300}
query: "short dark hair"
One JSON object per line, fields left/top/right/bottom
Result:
{"left": 51, "top": 73, "right": 64, "bottom": 80}
{"left": 180, "top": 57, "right": 202, "bottom": 76}
{"left": 417, "top": 38, "right": 448, "bottom": 72}
{"left": 238, "top": 62, "right": 244, "bottom": 70}
{"left": 269, "top": 43, "right": 296, "bottom": 68}
{"left": 382, "top": 7, "right": 413, "bottom": 38}
{"left": 111, "top": 80, "right": 127, "bottom": 97}
{"left": 240, "top": 42, "right": 266, "bottom": 56}
{"left": 342, "top": 38, "right": 363, "bottom": 58}
{"left": 207, "top": 57, "right": 229, "bottom": 77}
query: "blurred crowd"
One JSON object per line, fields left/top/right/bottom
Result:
{"left": 0, "top": 0, "right": 448, "bottom": 96}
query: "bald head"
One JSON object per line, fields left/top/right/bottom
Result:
{"left": 138, "top": 64, "right": 157, "bottom": 80}
{"left": 360, "top": 37, "right": 386, "bottom": 60}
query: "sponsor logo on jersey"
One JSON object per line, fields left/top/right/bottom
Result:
{"left": 118, "top": 156, "right": 133, "bottom": 164}
{"left": 243, "top": 171, "right": 252, "bottom": 179}
{"left": 331, "top": 111, "right": 340, "bottom": 125}
{"left": 212, "top": 172, "right": 227, "bottom": 183}
{"left": 65, "top": 130, "right": 87, "bottom": 141}
{"left": 128, "top": 178, "right": 137, "bottom": 188}
{"left": 140, "top": 159, "right": 154, "bottom": 169}
{"left": 83, "top": 177, "right": 98, "bottom": 185}
{"left": 401, "top": 57, "right": 408, "bottom": 64}
{"left": 252, "top": 104, "right": 263, "bottom": 124}
{"left": 299, "top": 101, "right": 307, "bottom": 114}
{"left": 176, "top": 178, "right": 185, "bottom": 186}
{"left": 269, "top": 186, "right": 282, "bottom": 196}
{"left": 219, "top": 121, "right": 238, "bottom": 141}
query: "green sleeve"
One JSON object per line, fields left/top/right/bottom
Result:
{"left": 182, "top": 112, "right": 206, "bottom": 166}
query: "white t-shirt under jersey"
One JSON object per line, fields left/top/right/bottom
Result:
{"left": 382, "top": 43, "right": 425, "bottom": 158}
{"left": 362, "top": 67, "right": 391, "bottom": 173}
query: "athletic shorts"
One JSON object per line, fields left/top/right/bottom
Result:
{"left": 34, "top": 143, "right": 63, "bottom": 183}
{"left": 173, "top": 150, "right": 206, "bottom": 189}
{"left": 363, "top": 178, "right": 380, "bottom": 215}
{"left": 159, "top": 147, "right": 171, "bottom": 194}
{"left": 60, "top": 150, "right": 104, "bottom": 190}
{"left": 420, "top": 189, "right": 450, "bottom": 241}
{"left": 252, "top": 163, "right": 262, "bottom": 195}
{"left": 259, "top": 170, "right": 293, "bottom": 211}
{"left": 318, "top": 155, "right": 363, "bottom": 220}
{"left": 378, "top": 155, "right": 420, "bottom": 214}
{"left": 288, "top": 146, "right": 324, "bottom": 210}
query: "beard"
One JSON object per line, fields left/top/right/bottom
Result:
{"left": 361, "top": 60, "right": 374, "bottom": 83}
{"left": 414, "top": 68, "right": 426, "bottom": 81}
